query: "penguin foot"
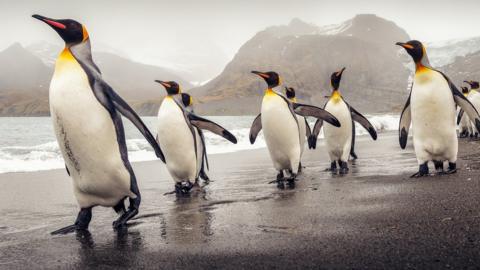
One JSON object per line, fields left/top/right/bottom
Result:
{"left": 175, "top": 182, "right": 193, "bottom": 195}
{"left": 51, "top": 224, "right": 82, "bottom": 235}
{"left": 350, "top": 152, "right": 358, "bottom": 160}
{"left": 52, "top": 207, "right": 92, "bottom": 235}
{"left": 411, "top": 163, "right": 429, "bottom": 178}
{"left": 113, "top": 208, "right": 139, "bottom": 229}
{"left": 339, "top": 161, "right": 349, "bottom": 175}
{"left": 410, "top": 171, "right": 429, "bottom": 178}
{"left": 277, "top": 181, "right": 285, "bottom": 189}
{"left": 325, "top": 161, "right": 337, "bottom": 173}
{"left": 268, "top": 171, "right": 285, "bottom": 184}
{"left": 445, "top": 163, "right": 457, "bottom": 174}
{"left": 286, "top": 177, "right": 296, "bottom": 188}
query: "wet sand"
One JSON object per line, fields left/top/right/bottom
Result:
{"left": 1, "top": 132, "right": 480, "bottom": 269}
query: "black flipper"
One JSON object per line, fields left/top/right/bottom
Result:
{"left": 348, "top": 105, "right": 377, "bottom": 140}
{"left": 437, "top": 70, "right": 480, "bottom": 132}
{"left": 350, "top": 119, "right": 358, "bottom": 160}
{"left": 304, "top": 118, "right": 311, "bottom": 137}
{"left": 292, "top": 103, "right": 341, "bottom": 127}
{"left": 188, "top": 114, "right": 237, "bottom": 144}
{"left": 308, "top": 119, "right": 323, "bottom": 149}
{"left": 69, "top": 44, "right": 165, "bottom": 163}
{"left": 65, "top": 164, "right": 70, "bottom": 176}
{"left": 104, "top": 85, "right": 165, "bottom": 162}
{"left": 457, "top": 109, "right": 464, "bottom": 125}
{"left": 249, "top": 113, "right": 262, "bottom": 144}
{"left": 198, "top": 129, "right": 209, "bottom": 170}
{"left": 399, "top": 91, "right": 412, "bottom": 149}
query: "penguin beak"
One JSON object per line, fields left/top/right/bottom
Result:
{"left": 251, "top": 71, "right": 269, "bottom": 79}
{"left": 396, "top": 42, "right": 414, "bottom": 50}
{"left": 154, "top": 80, "right": 171, "bottom": 89}
{"left": 336, "top": 67, "right": 346, "bottom": 76}
{"left": 464, "top": 80, "right": 472, "bottom": 86}
{"left": 32, "top": 14, "right": 66, "bottom": 29}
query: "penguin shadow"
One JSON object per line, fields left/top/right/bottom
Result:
{"left": 75, "top": 228, "right": 144, "bottom": 268}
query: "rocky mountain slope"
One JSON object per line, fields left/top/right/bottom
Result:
{"left": 0, "top": 43, "right": 192, "bottom": 116}
{"left": 190, "top": 14, "right": 412, "bottom": 115}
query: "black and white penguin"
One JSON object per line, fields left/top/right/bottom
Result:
{"left": 284, "top": 87, "right": 311, "bottom": 172}
{"left": 32, "top": 15, "right": 165, "bottom": 234}
{"left": 397, "top": 40, "right": 480, "bottom": 177}
{"left": 249, "top": 71, "right": 340, "bottom": 186}
{"left": 463, "top": 80, "right": 480, "bottom": 137}
{"left": 457, "top": 86, "right": 471, "bottom": 138}
{"left": 180, "top": 93, "right": 210, "bottom": 182}
{"left": 307, "top": 68, "right": 377, "bottom": 174}
{"left": 155, "top": 81, "right": 237, "bottom": 194}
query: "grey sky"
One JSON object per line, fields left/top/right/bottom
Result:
{"left": 1, "top": 0, "right": 479, "bottom": 80}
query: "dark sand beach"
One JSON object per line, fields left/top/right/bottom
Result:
{"left": 1, "top": 132, "right": 479, "bottom": 269}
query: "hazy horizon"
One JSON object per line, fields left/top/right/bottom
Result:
{"left": 2, "top": 0, "right": 480, "bottom": 82}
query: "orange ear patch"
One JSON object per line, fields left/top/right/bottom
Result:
{"left": 82, "top": 25, "right": 89, "bottom": 42}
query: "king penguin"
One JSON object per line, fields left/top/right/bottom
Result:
{"left": 457, "top": 86, "right": 471, "bottom": 138}
{"left": 32, "top": 15, "right": 165, "bottom": 234}
{"left": 180, "top": 93, "right": 210, "bottom": 182}
{"left": 397, "top": 40, "right": 480, "bottom": 177}
{"left": 284, "top": 87, "right": 311, "bottom": 172}
{"left": 155, "top": 81, "right": 237, "bottom": 194}
{"left": 307, "top": 68, "right": 377, "bottom": 174}
{"left": 463, "top": 80, "right": 480, "bottom": 138}
{"left": 249, "top": 71, "right": 340, "bottom": 187}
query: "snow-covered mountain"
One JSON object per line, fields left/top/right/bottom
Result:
{"left": 428, "top": 37, "right": 480, "bottom": 67}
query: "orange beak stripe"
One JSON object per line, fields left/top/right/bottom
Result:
{"left": 44, "top": 19, "right": 66, "bottom": 29}
{"left": 161, "top": 82, "right": 171, "bottom": 88}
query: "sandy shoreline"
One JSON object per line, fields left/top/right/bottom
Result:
{"left": 1, "top": 133, "right": 480, "bottom": 269}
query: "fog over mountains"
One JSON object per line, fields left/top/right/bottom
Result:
{"left": 1, "top": 14, "right": 480, "bottom": 116}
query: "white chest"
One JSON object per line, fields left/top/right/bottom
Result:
{"left": 157, "top": 97, "right": 197, "bottom": 182}
{"left": 411, "top": 70, "right": 456, "bottom": 130}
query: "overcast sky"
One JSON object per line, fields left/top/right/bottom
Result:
{"left": 1, "top": 0, "right": 479, "bottom": 80}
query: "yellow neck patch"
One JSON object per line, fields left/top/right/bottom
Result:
{"left": 415, "top": 65, "right": 432, "bottom": 84}
{"left": 265, "top": 88, "right": 275, "bottom": 96}
{"left": 54, "top": 48, "right": 77, "bottom": 73}
{"left": 330, "top": 90, "right": 342, "bottom": 103}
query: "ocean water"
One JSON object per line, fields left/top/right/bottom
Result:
{"left": 0, "top": 115, "right": 399, "bottom": 174}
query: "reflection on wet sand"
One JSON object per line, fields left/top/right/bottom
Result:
{"left": 163, "top": 188, "right": 214, "bottom": 244}
{"left": 75, "top": 229, "right": 144, "bottom": 268}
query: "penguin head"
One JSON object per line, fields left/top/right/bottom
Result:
{"left": 181, "top": 93, "right": 193, "bottom": 107}
{"left": 330, "top": 67, "right": 345, "bottom": 90}
{"left": 396, "top": 40, "right": 426, "bottom": 64}
{"left": 251, "top": 71, "right": 281, "bottom": 88}
{"left": 464, "top": 80, "right": 480, "bottom": 90}
{"left": 32, "top": 14, "right": 88, "bottom": 46}
{"left": 461, "top": 86, "right": 469, "bottom": 94}
{"left": 155, "top": 80, "right": 181, "bottom": 95}
{"left": 285, "top": 87, "right": 296, "bottom": 99}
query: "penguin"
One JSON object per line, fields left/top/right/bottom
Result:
{"left": 284, "top": 87, "right": 311, "bottom": 172}
{"left": 307, "top": 68, "right": 377, "bottom": 174}
{"left": 249, "top": 71, "right": 340, "bottom": 186}
{"left": 396, "top": 40, "right": 480, "bottom": 177}
{"left": 32, "top": 15, "right": 165, "bottom": 234}
{"left": 155, "top": 81, "right": 237, "bottom": 194}
{"left": 180, "top": 93, "right": 210, "bottom": 182}
{"left": 457, "top": 86, "right": 471, "bottom": 138}
{"left": 462, "top": 80, "right": 480, "bottom": 138}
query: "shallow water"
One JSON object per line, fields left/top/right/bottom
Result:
{"left": 0, "top": 115, "right": 400, "bottom": 173}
